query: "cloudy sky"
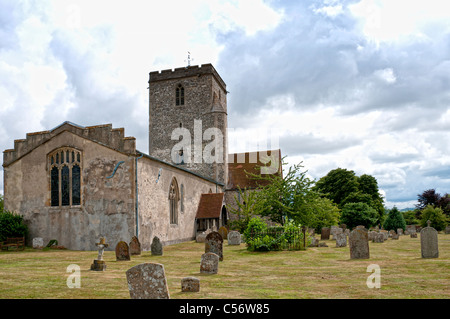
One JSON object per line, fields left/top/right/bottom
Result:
{"left": 1, "top": 0, "right": 449, "bottom": 209}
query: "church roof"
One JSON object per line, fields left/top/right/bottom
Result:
{"left": 195, "top": 193, "right": 225, "bottom": 219}
{"left": 227, "top": 149, "right": 282, "bottom": 190}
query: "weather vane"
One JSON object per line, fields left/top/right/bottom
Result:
{"left": 185, "top": 51, "right": 194, "bottom": 68}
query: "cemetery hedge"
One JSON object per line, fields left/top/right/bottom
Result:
{"left": 0, "top": 210, "right": 28, "bottom": 242}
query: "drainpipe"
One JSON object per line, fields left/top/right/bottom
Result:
{"left": 135, "top": 152, "right": 144, "bottom": 237}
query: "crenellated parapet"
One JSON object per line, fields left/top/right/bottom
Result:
{"left": 3, "top": 121, "right": 136, "bottom": 167}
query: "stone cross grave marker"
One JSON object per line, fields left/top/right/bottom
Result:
{"left": 115, "top": 241, "right": 131, "bottom": 261}
{"left": 205, "top": 231, "right": 223, "bottom": 261}
{"left": 151, "top": 236, "right": 163, "bottom": 256}
{"left": 126, "top": 263, "right": 170, "bottom": 299}
{"left": 349, "top": 228, "right": 370, "bottom": 259}
{"left": 200, "top": 252, "right": 219, "bottom": 274}
{"left": 129, "top": 236, "right": 141, "bottom": 255}
{"left": 421, "top": 220, "right": 439, "bottom": 258}
{"left": 91, "top": 237, "right": 109, "bottom": 271}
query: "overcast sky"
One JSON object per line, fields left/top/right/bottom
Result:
{"left": 1, "top": 0, "right": 449, "bottom": 209}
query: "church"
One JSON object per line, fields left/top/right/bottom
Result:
{"left": 2, "top": 64, "right": 281, "bottom": 251}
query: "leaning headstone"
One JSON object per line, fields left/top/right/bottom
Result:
{"left": 446, "top": 226, "right": 450, "bottom": 234}
{"left": 335, "top": 233, "right": 347, "bottom": 247}
{"left": 129, "top": 236, "right": 141, "bottom": 255}
{"left": 321, "top": 227, "right": 330, "bottom": 240}
{"left": 227, "top": 231, "right": 241, "bottom": 245}
{"left": 200, "top": 252, "right": 219, "bottom": 274}
{"left": 181, "top": 277, "right": 200, "bottom": 292}
{"left": 151, "top": 236, "right": 163, "bottom": 256}
{"left": 126, "top": 263, "right": 170, "bottom": 299}
{"left": 205, "top": 231, "right": 223, "bottom": 261}
{"left": 349, "top": 228, "right": 370, "bottom": 259}
{"left": 33, "top": 237, "right": 44, "bottom": 249}
{"left": 218, "top": 226, "right": 228, "bottom": 240}
{"left": 115, "top": 241, "right": 131, "bottom": 261}
{"left": 421, "top": 220, "right": 439, "bottom": 258}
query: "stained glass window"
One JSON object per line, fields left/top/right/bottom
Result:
{"left": 51, "top": 167, "right": 59, "bottom": 206}
{"left": 72, "top": 165, "right": 80, "bottom": 206}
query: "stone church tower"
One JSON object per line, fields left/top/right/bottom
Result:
{"left": 148, "top": 64, "right": 228, "bottom": 187}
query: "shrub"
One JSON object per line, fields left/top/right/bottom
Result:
{"left": 340, "top": 202, "right": 378, "bottom": 229}
{"left": 420, "top": 205, "right": 447, "bottom": 231}
{"left": 402, "top": 210, "right": 419, "bottom": 225}
{"left": 0, "top": 210, "right": 28, "bottom": 242}
{"left": 383, "top": 206, "right": 406, "bottom": 231}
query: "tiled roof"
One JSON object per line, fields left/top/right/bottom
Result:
{"left": 227, "top": 149, "right": 282, "bottom": 190}
{"left": 195, "top": 193, "right": 225, "bottom": 219}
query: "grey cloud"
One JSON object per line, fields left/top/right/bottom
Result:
{"left": 280, "top": 132, "right": 361, "bottom": 155}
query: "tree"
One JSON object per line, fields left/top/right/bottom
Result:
{"left": 402, "top": 210, "right": 420, "bottom": 225}
{"left": 313, "top": 168, "right": 359, "bottom": 208}
{"left": 420, "top": 205, "right": 447, "bottom": 231}
{"left": 416, "top": 189, "right": 441, "bottom": 210}
{"left": 383, "top": 206, "right": 406, "bottom": 231}
{"left": 226, "top": 187, "right": 263, "bottom": 234}
{"left": 437, "top": 193, "right": 450, "bottom": 217}
{"left": 340, "top": 202, "right": 378, "bottom": 229}
{"left": 307, "top": 197, "right": 340, "bottom": 233}
{"left": 0, "top": 210, "right": 28, "bottom": 242}
{"left": 0, "top": 194, "right": 3, "bottom": 213}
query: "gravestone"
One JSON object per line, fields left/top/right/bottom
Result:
{"left": 33, "top": 237, "right": 44, "bottom": 249}
{"left": 335, "top": 233, "right": 347, "bottom": 247}
{"left": 406, "top": 225, "right": 416, "bottom": 235}
{"left": 321, "top": 227, "right": 330, "bottom": 240}
{"left": 389, "top": 230, "right": 396, "bottom": 238}
{"left": 330, "top": 226, "right": 339, "bottom": 238}
{"left": 200, "top": 252, "right": 219, "bottom": 274}
{"left": 115, "top": 241, "right": 131, "bottom": 261}
{"left": 372, "top": 233, "right": 384, "bottom": 243}
{"left": 349, "top": 228, "right": 370, "bottom": 259}
{"left": 181, "top": 277, "right": 200, "bottom": 292}
{"left": 91, "top": 237, "right": 109, "bottom": 271}
{"left": 309, "top": 237, "right": 319, "bottom": 247}
{"left": 218, "top": 226, "right": 228, "bottom": 240}
{"left": 205, "top": 231, "right": 223, "bottom": 261}
{"left": 151, "top": 236, "right": 163, "bottom": 256}
{"left": 445, "top": 225, "right": 450, "bottom": 234}
{"left": 397, "top": 228, "right": 403, "bottom": 236}
{"left": 196, "top": 232, "right": 208, "bottom": 243}
{"left": 410, "top": 233, "right": 418, "bottom": 238}
{"left": 318, "top": 242, "right": 328, "bottom": 247}
{"left": 126, "top": 263, "right": 170, "bottom": 299}
{"left": 227, "top": 231, "right": 241, "bottom": 245}
{"left": 129, "top": 236, "right": 141, "bottom": 255}
{"left": 332, "top": 227, "right": 343, "bottom": 240}
{"left": 380, "top": 230, "right": 389, "bottom": 241}
{"left": 420, "top": 221, "right": 439, "bottom": 258}
{"left": 391, "top": 233, "right": 399, "bottom": 240}
{"left": 368, "top": 231, "right": 376, "bottom": 241}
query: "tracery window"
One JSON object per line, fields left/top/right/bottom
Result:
{"left": 49, "top": 148, "right": 81, "bottom": 207}
{"left": 176, "top": 84, "right": 184, "bottom": 106}
{"left": 169, "top": 177, "right": 179, "bottom": 224}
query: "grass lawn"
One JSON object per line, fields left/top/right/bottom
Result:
{"left": 0, "top": 234, "right": 449, "bottom": 299}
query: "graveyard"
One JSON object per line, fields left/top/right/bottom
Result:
{"left": 0, "top": 231, "right": 449, "bottom": 299}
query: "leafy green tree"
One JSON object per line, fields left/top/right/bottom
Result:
{"left": 313, "top": 168, "right": 359, "bottom": 207}
{"left": 307, "top": 197, "right": 340, "bottom": 233}
{"left": 383, "top": 206, "right": 406, "bottom": 231}
{"left": 340, "top": 202, "right": 378, "bottom": 229}
{"left": 0, "top": 210, "right": 28, "bottom": 242}
{"left": 226, "top": 187, "right": 263, "bottom": 234}
{"left": 420, "top": 205, "right": 447, "bottom": 231}
{"left": 402, "top": 210, "right": 420, "bottom": 225}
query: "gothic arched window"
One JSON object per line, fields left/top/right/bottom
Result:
{"left": 169, "top": 177, "right": 179, "bottom": 224}
{"left": 49, "top": 148, "right": 82, "bottom": 207}
{"left": 176, "top": 84, "right": 184, "bottom": 106}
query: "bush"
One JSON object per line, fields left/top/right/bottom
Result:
{"left": 402, "top": 210, "right": 419, "bottom": 225}
{"left": 0, "top": 210, "right": 28, "bottom": 242}
{"left": 340, "top": 202, "right": 378, "bottom": 229}
{"left": 383, "top": 206, "right": 406, "bottom": 231}
{"left": 420, "top": 205, "right": 447, "bottom": 231}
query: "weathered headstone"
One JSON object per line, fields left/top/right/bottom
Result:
{"left": 389, "top": 230, "right": 396, "bottom": 238}
{"left": 151, "top": 236, "right": 163, "bottom": 256}
{"left": 335, "top": 233, "right": 347, "bottom": 247}
{"left": 321, "top": 227, "right": 330, "bottom": 240}
{"left": 397, "top": 228, "right": 403, "bottom": 236}
{"left": 420, "top": 220, "right": 439, "bottom": 258}
{"left": 196, "top": 232, "right": 208, "bottom": 243}
{"left": 349, "top": 228, "right": 370, "bottom": 259}
{"left": 181, "top": 277, "right": 200, "bottom": 292}
{"left": 330, "top": 226, "right": 339, "bottom": 238}
{"left": 218, "top": 226, "right": 228, "bottom": 240}
{"left": 200, "top": 252, "right": 219, "bottom": 274}
{"left": 126, "top": 263, "right": 170, "bottom": 299}
{"left": 372, "top": 233, "right": 384, "bottom": 243}
{"left": 227, "top": 231, "right": 241, "bottom": 245}
{"left": 410, "top": 233, "right": 418, "bottom": 238}
{"left": 205, "top": 231, "right": 223, "bottom": 261}
{"left": 91, "top": 237, "right": 109, "bottom": 271}
{"left": 391, "top": 233, "right": 399, "bottom": 240}
{"left": 446, "top": 225, "right": 450, "bottom": 234}
{"left": 406, "top": 225, "right": 416, "bottom": 235}
{"left": 368, "top": 231, "right": 376, "bottom": 241}
{"left": 115, "top": 241, "right": 131, "bottom": 261}
{"left": 380, "top": 230, "right": 389, "bottom": 241}
{"left": 309, "top": 237, "right": 319, "bottom": 247}
{"left": 32, "top": 237, "right": 44, "bottom": 249}
{"left": 129, "top": 236, "right": 141, "bottom": 255}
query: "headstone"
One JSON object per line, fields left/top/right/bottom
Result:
{"left": 129, "top": 236, "right": 141, "bottom": 255}
{"left": 126, "top": 263, "right": 170, "bottom": 299}
{"left": 181, "top": 277, "right": 200, "bottom": 292}
{"left": 410, "top": 233, "right": 418, "bottom": 238}
{"left": 321, "top": 227, "right": 330, "bottom": 240}
{"left": 218, "top": 226, "right": 228, "bottom": 240}
{"left": 331, "top": 228, "right": 343, "bottom": 240}
{"left": 200, "top": 252, "right": 219, "bottom": 274}
{"left": 389, "top": 230, "right": 396, "bottom": 238}
{"left": 330, "top": 226, "right": 339, "bottom": 238}
{"left": 349, "top": 228, "right": 370, "bottom": 259}
{"left": 151, "top": 236, "right": 163, "bottom": 256}
{"left": 356, "top": 225, "right": 368, "bottom": 232}
{"left": 446, "top": 225, "right": 450, "bottom": 234}
{"left": 91, "top": 237, "right": 109, "bottom": 271}
{"left": 318, "top": 242, "right": 328, "bottom": 247}
{"left": 380, "top": 230, "right": 389, "bottom": 241}
{"left": 309, "top": 237, "right": 319, "bottom": 247}
{"left": 196, "top": 232, "right": 208, "bottom": 243}
{"left": 420, "top": 220, "right": 439, "bottom": 258}
{"left": 372, "top": 233, "right": 384, "bottom": 243}
{"left": 227, "top": 231, "right": 241, "bottom": 245}
{"left": 33, "top": 237, "right": 44, "bottom": 249}
{"left": 391, "top": 233, "right": 399, "bottom": 240}
{"left": 368, "top": 231, "right": 376, "bottom": 241}
{"left": 397, "top": 228, "right": 403, "bottom": 236}
{"left": 406, "top": 225, "right": 416, "bottom": 235}
{"left": 205, "top": 231, "right": 223, "bottom": 261}
{"left": 115, "top": 241, "right": 131, "bottom": 261}
{"left": 335, "top": 233, "right": 347, "bottom": 247}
